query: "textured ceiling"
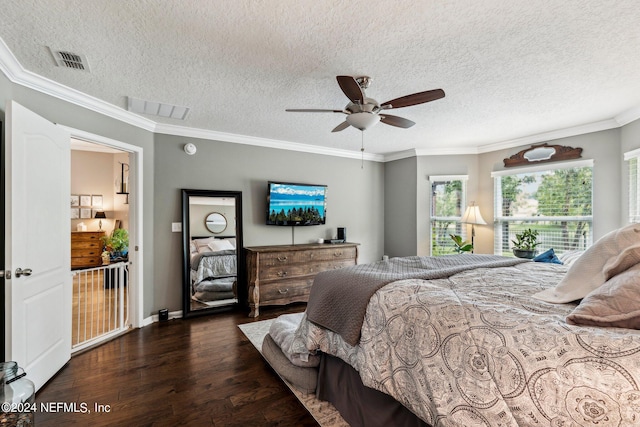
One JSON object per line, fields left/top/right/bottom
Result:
{"left": 1, "top": 0, "right": 640, "bottom": 157}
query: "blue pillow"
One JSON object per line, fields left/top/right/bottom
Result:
{"left": 533, "top": 248, "right": 563, "bottom": 264}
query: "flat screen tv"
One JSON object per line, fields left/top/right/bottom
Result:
{"left": 266, "top": 181, "right": 327, "bottom": 226}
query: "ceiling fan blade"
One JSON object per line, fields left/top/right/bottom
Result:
{"left": 380, "top": 114, "right": 416, "bottom": 128}
{"left": 331, "top": 121, "right": 350, "bottom": 132}
{"left": 381, "top": 89, "right": 445, "bottom": 109}
{"left": 286, "top": 109, "right": 344, "bottom": 113}
{"left": 336, "top": 76, "right": 364, "bottom": 104}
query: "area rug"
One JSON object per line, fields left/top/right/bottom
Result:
{"left": 238, "top": 320, "right": 349, "bottom": 427}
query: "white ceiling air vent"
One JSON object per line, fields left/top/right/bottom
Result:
{"left": 47, "top": 47, "right": 90, "bottom": 72}
{"left": 127, "top": 96, "right": 190, "bottom": 120}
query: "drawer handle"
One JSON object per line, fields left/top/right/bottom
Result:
{"left": 277, "top": 255, "right": 288, "bottom": 262}
{"left": 333, "top": 251, "right": 343, "bottom": 257}
{"left": 277, "top": 271, "right": 288, "bottom": 277}
{"left": 278, "top": 288, "right": 289, "bottom": 294}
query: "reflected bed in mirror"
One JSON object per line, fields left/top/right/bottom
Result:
{"left": 182, "top": 189, "right": 244, "bottom": 317}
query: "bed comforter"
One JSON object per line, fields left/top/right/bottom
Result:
{"left": 290, "top": 261, "right": 640, "bottom": 426}
{"left": 190, "top": 249, "right": 236, "bottom": 287}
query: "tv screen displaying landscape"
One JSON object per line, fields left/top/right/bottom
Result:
{"left": 266, "top": 182, "right": 327, "bottom": 226}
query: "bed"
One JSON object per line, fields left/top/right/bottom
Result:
{"left": 189, "top": 236, "right": 237, "bottom": 303}
{"left": 267, "top": 224, "right": 640, "bottom": 426}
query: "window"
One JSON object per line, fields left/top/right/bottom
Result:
{"left": 626, "top": 149, "right": 640, "bottom": 223}
{"left": 492, "top": 160, "right": 593, "bottom": 256}
{"left": 429, "top": 175, "right": 467, "bottom": 255}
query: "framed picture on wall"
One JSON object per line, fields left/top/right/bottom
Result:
{"left": 92, "top": 195, "right": 103, "bottom": 208}
{"left": 80, "top": 208, "right": 92, "bottom": 219}
{"left": 71, "top": 195, "right": 80, "bottom": 207}
{"left": 80, "top": 195, "right": 91, "bottom": 207}
{"left": 71, "top": 208, "right": 80, "bottom": 219}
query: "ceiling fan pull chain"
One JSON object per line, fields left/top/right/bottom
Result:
{"left": 361, "top": 131, "right": 364, "bottom": 169}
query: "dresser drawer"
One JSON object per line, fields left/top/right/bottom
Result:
{"left": 71, "top": 240, "right": 102, "bottom": 250}
{"left": 71, "top": 256, "right": 101, "bottom": 268}
{"left": 259, "top": 278, "right": 313, "bottom": 304}
{"left": 71, "top": 232, "right": 103, "bottom": 242}
{"left": 258, "top": 246, "right": 357, "bottom": 267}
{"left": 258, "top": 258, "right": 355, "bottom": 281}
{"left": 72, "top": 247, "right": 102, "bottom": 258}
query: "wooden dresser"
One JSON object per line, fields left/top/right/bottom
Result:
{"left": 245, "top": 242, "right": 359, "bottom": 317}
{"left": 71, "top": 231, "right": 104, "bottom": 269}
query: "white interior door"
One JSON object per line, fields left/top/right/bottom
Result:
{"left": 5, "top": 100, "right": 71, "bottom": 391}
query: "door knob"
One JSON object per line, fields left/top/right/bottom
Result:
{"left": 15, "top": 268, "right": 32, "bottom": 278}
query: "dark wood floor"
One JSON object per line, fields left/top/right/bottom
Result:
{"left": 35, "top": 304, "right": 318, "bottom": 426}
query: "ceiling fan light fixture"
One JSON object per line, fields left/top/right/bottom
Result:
{"left": 346, "top": 112, "right": 380, "bottom": 131}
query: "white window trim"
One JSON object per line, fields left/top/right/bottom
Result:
{"left": 428, "top": 175, "right": 469, "bottom": 182}
{"left": 491, "top": 159, "right": 594, "bottom": 178}
{"left": 624, "top": 148, "right": 640, "bottom": 161}
{"left": 625, "top": 149, "right": 640, "bottom": 223}
{"left": 429, "top": 175, "right": 469, "bottom": 255}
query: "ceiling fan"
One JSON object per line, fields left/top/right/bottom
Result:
{"left": 286, "top": 75, "right": 445, "bottom": 132}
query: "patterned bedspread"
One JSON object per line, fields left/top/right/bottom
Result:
{"left": 291, "top": 262, "right": 640, "bottom": 426}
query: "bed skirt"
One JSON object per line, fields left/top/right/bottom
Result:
{"left": 316, "top": 354, "right": 429, "bottom": 427}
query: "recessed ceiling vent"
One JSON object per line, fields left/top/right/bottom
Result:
{"left": 127, "top": 96, "right": 190, "bottom": 120}
{"left": 47, "top": 47, "right": 90, "bottom": 72}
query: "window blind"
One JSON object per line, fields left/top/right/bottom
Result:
{"left": 493, "top": 165, "right": 593, "bottom": 256}
{"left": 625, "top": 150, "right": 640, "bottom": 223}
{"left": 429, "top": 176, "right": 467, "bottom": 255}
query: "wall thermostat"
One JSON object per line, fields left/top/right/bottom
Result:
{"left": 184, "top": 143, "right": 197, "bottom": 155}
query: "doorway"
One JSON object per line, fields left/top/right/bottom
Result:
{"left": 70, "top": 139, "right": 131, "bottom": 351}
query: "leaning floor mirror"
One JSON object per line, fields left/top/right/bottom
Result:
{"left": 182, "top": 189, "right": 244, "bottom": 317}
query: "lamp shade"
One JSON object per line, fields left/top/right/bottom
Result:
{"left": 94, "top": 211, "right": 106, "bottom": 219}
{"left": 461, "top": 203, "right": 486, "bottom": 225}
{"left": 346, "top": 112, "right": 381, "bottom": 131}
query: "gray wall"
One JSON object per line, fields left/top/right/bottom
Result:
{"left": 384, "top": 157, "right": 416, "bottom": 257}
{"left": 153, "top": 134, "right": 385, "bottom": 312}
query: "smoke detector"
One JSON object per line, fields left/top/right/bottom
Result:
{"left": 47, "top": 47, "right": 90, "bottom": 72}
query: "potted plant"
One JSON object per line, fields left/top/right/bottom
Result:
{"left": 101, "top": 228, "right": 129, "bottom": 260}
{"left": 450, "top": 234, "right": 473, "bottom": 254}
{"left": 511, "top": 228, "right": 538, "bottom": 259}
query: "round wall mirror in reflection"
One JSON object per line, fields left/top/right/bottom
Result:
{"left": 205, "top": 212, "right": 227, "bottom": 234}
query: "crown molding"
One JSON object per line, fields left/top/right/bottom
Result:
{"left": 615, "top": 105, "right": 640, "bottom": 126}
{"left": 476, "top": 118, "right": 622, "bottom": 154}
{"left": 154, "top": 122, "right": 385, "bottom": 162}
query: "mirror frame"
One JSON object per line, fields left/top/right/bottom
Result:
{"left": 205, "top": 212, "right": 227, "bottom": 234}
{"left": 181, "top": 189, "right": 244, "bottom": 318}
{"left": 503, "top": 143, "right": 583, "bottom": 167}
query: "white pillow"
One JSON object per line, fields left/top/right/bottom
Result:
{"left": 533, "top": 223, "right": 640, "bottom": 303}
{"left": 194, "top": 237, "right": 217, "bottom": 251}
{"left": 207, "top": 239, "right": 235, "bottom": 253}
{"left": 566, "top": 262, "right": 640, "bottom": 329}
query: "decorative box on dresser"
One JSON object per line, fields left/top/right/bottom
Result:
{"left": 71, "top": 231, "right": 104, "bottom": 269}
{"left": 245, "top": 242, "right": 359, "bottom": 317}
